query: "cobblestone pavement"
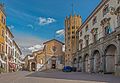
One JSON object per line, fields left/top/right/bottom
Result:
{"left": 0, "top": 71, "right": 120, "bottom": 83}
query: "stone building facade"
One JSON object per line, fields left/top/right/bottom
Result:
{"left": 72, "top": 0, "right": 120, "bottom": 75}
{"left": 24, "top": 39, "right": 65, "bottom": 71}
{"left": 65, "top": 15, "right": 82, "bottom": 66}
{"left": 35, "top": 39, "right": 64, "bottom": 71}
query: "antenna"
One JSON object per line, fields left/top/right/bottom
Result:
{"left": 71, "top": 0, "right": 74, "bottom": 15}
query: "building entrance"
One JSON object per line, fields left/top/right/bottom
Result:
{"left": 51, "top": 56, "right": 56, "bottom": 69}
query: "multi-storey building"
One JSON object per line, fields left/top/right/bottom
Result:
{"left": 13, "top": 40, "right": 22, "bottom": 71}
{"left": 5, "top": 26, "right": 14, "bottom": 72}
{"left": 73, "top": 0, "right": 120, "bottom": 75}
{"left": 65, "top": 15, "right": 82, "bottom": 66}
{"left": 0, "top": 4, "right": 6, "bottom": 73}
{"left": 0, "top": 3, "right": 22, "bottom": 73}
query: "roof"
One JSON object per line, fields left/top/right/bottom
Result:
{"left": 43, "top": 39, "right": 64, "bottom": 45}
{"left": 0, "top": 3, "right": 6, "bottom": 16}
{"left": 6, "top": 26, "right": 14, "bottom": 38}
{"left": 77, "top": 0, "right": 109, "bottom": 31}
{"left": 32, "top": 50, "right": 43, "bottom": 55}
{"left": 13, "top": 40, "right": 22, "bottom": 55}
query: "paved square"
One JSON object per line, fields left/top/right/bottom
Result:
{"left": 0, "top": 71, "right": 120, "bottom": 83}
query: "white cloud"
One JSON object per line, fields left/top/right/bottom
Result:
{"left": 28, "top": 44, "right": 44, "bottom": 52}
{"left": 56, "top": 29, "right": 64, "bottom": 36}
{"left": 38, "top": 17, "right": 56, "bottom": 25}
{"left": 14, "top": 34, "right": 46, "bottom": 57}
{"left": 8, "top": 25, "right": 14, "bottom": 30}
{"left": 27, "top": 24, "right": 34, "bottom": 29}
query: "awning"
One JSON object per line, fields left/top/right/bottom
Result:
{"left": 9, "top": 62, "right": 16, "bottom": 69}
{"left": 0, "top": 58, "right": 6, "bottom": 64}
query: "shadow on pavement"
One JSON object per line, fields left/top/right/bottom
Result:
{"left": 26, "top": 71, "right": 120, "bottom": 83}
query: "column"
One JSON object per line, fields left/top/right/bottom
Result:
{"left": 116, "top": 34, "right": 120, "bottom": 76}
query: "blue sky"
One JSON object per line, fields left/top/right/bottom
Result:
{"left": 0, "top": 0, "right": 100, "bottom": 56}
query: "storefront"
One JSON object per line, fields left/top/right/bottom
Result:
{"left": 0, "top": 58, "right": 6, "bottom": 73}
{"left": 8, "top": 62, "right": 16, "bottom": 72}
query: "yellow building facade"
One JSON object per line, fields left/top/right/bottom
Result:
{"left": 0, "top": 4, "right": 6, "bottom": 73}
{"left": 65, "top": 15, "right": 82, "bottom": 66}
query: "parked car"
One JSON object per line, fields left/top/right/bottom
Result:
{"left": 62, "top": 66, "right": 72, "bottom": 72}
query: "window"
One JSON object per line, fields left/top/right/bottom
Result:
{"left": 80, "top": 43, "right": 83, "bottom": 50}
{"left": 68, "top": 37, "right": 70, "bottom": 40}
{"left": 86, "top": 40, "right": 89, "bottom": 46}
{"left": 2, "top": 29, "right": 4, "bottom": 37}
{"left": 85, "top": 25, "right": 88, "bottom": 32}
{"left": 0, "top": 44, "right": 1, "bottom": 53}
{"left": 68, "top": 32, "right": 70, "bottom": 35}
{"left": 2, "top": 44, "right": 4, "bottom": 53}
{"left": 92, "top": 17, "right": 97, "bottom": 25}
{"left": 93, "top": 34, "right": 98, "bottom": 42}
{"left": 6, "top": 45, "right": 7, "bottom": 53}
{"left": 103, "top": 5, "right": 109, "bottom": 17}
{"left": 1, "top": 16, "right": 5, "bottom": 24}
{"left": 91, "top": 28, "right": 98, "bottom": 42}
{"left": 105, "top": 25, "right": 112, "bottom": 35}
{"left": 72, "top": 36, "right": 75, "bottom": 39}
{"left": 118, "top": 0, "right": 120, "bottom": 4}
{"left": 117, "top": 14, "right": 120, "bottom": 27}
{"left": 84, "top": 35, "right": 89, "bottom": 47}
{"left": 72, "top": 26, "right": 75, "bottom": 29}
{"left": 80, "top": 31, "right": 82, "bottom": 37}
{"left": 72, "top": 31, "right": 75, "bottom": 34}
